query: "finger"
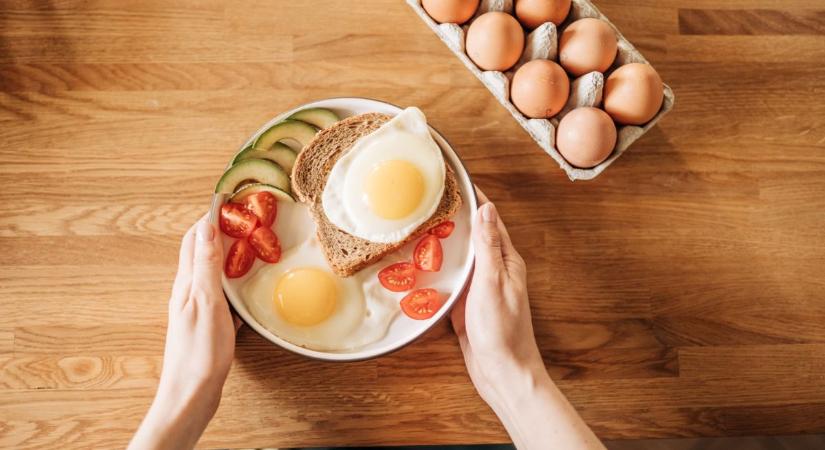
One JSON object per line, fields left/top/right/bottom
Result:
{"left": 473, "top": 187, "right": 515, "bottom": 260}
{"left": 450, "top": 294, "right": 472, "bottom": 364}
{"left": 450, "top": 261, "right": 474, "bottom": 341}
{"left": 450, "top": 293, "right": 467, "bottom": 338}
{"left": 223, "top": 298, "right": 244, "bottom": 332}
{"left": 191, "top": 217, "right": 224, "bottom": 296}
{"left": 472, "top": 202, "right": 505, "bottom": 276}
{"left": 171, "top": 222, "right": 198, "bottom": 304}
{"left": 473, "top": 188, "right": 522, "bottom": 276}
{"left": 491, "top": 207, "right": 523, "bottom": 274}
{"left": 177, "top": 221, "right": 197, "bottom": 276}
{"left": 472, "top": 186, "right": 505, "bottom": 273}
{"left": 474, "top": 185, "right": 490, "bottom": 206}
{"left": 452, "top": 309, "right": 472, "bottom": 370}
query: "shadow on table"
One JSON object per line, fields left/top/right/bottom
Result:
{"left": 278, "top": 434, "right": 825, "bottom": 449}
{"left": 0, "top": 0, "right": 77, "bottom": 93}
{"left": 285, "top": 446, "right": 513, "bottom": 450}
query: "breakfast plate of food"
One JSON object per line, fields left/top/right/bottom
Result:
{"left": 210, "top": 97, "right": 477, "bottom": 361}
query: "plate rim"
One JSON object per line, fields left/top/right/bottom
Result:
{"left": 210, "top": 97, "right": 478, "bottom": 362}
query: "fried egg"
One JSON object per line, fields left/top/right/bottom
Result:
{"left": 241, "top": 203, "right": 399, "bottom": 351}
{"left": 321, "top": 107, "right": 446, "bottom": 244}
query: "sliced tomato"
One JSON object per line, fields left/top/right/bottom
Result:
{"left": 413, "top": 234, "right": 443, "bottom": 272}
{"left": 378, "top": 262, "right": 416, "bottom": 292}
{"left": 225, "top": 239, "right": 255, "bottom": 278}
{"left": 400, "top": 288, "right": 444, "bottom": 320}
{"left": 244, "top": 191, "right": 277, "bottom": 228}
{"left": 248, "top": 226, "right": 282, "bottom": 263}
{"left": 219, "top": 203, "right": 258, "bottom": 238}
{"left": 429, "top": 221, "right": 455, "bottom": 239}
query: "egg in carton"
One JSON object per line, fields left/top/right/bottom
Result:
{"left": 407, "top": 0, "right": 675, "bottom": 181}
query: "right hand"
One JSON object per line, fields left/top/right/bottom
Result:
{"left": 451, "top": 189, "right": 544, "bottom": 408}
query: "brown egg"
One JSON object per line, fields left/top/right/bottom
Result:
{"left": 422, "top": 0, "right": 480, "bottom": 25}
{"left": 556, "top": 107, "right": 617, "bottom": 168}
{"left": 515, "top": 0, "right": 571, "bottom": 29}
{"left": 466, "top": 12, "right": 525, "bottom": 71}
{"left": 558, "top": 18, "right": 618, "bottom": 76}
{"left": 511, "top": 60, "right": 570, "bottom": 119}
{"left": 603, "top": 63, "right": 664, "bottom": 125}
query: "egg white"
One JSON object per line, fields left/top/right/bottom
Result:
{"left": 321, "top": 107, "right": 446, "bottom": 244}
{"left": 241, "top": 203, "right": 399, "bottom": 351}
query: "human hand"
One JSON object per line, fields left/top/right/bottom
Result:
{"left": 451, "top": 190, "right": 604, "bottom": 449}
{"left": 450, "top": 189, "right": 543, "bottom": 408}
{"left": 129, "top": 217, "right": 239, "bottom": 450}
{"left": 161, "top": 216, "right": 238, "bottom": 396}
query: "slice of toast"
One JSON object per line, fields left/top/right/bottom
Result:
{"left": 291, "top": 112, "right": 463, "bottom": 277}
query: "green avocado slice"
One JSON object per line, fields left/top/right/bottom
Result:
{"left": 215, "top": 159, "right": 290, "bottom": 194}
{"left": 232, "top": 142, "right": 297, "bottom": 173}
{"left": 288, "top": 107, "right": 340, "bottom": 129}
{"left": 229, "top": 183, "right": 294, "bottom": 203}
{"left": 253, "top": 119, "right": 317, "bottom": 152}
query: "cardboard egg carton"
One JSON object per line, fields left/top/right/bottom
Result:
{"left": 407, "top": 0, "right": 675, "bottom": 181}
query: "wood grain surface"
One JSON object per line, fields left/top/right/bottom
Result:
{"left": 1, "top": 0, "right": 824, "bottom": 448}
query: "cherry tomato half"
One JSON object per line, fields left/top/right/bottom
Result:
{"left": 429, "top": 221, "right": 455, "bottom": 239}
{"left": 413, "top": 234, "right": 443, "bottom": 272}
{"left": 400, "top": 288, "right": 444, "bottom": 320}
{"left": 219, "top": 203, "right": 258, "bottom": 238}
{"left": 248, "top": 226, "right": 282, "bottom": 263}
{"left": 225, "top": 239, "right": 255, "bottom": 278}
{"left": 244, "top": 191, "right": 277, "bottom": 228}
{"left": 378, "top": 262, "right": 416, "bottom": 292}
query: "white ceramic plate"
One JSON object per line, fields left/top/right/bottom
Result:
{"left": 209, "top": 97, "right": 477, "bottom": 361}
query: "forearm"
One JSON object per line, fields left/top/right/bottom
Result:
{"left": 489, "top": 365, "right": 605, "bottom": 450}
{"left": 128, "top": 381, "right": 221, "bottom": 450}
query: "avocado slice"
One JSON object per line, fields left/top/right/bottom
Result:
{"left": 288, "top": 108, "right": 340, "bottom": 129}
{"left": 230, "top": 183, "right": 294, "bottom": 203}
{"left": 215, "top": 159, "right": 290, "bottom": 194}
{"left": 253, "top": 119, "right": 318, "bottom": 153}
{"left": 232, "top": 142, "right": 297, "bottom": 172}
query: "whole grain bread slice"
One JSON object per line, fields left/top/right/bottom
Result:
{"left": 291, "top": 112, "right": 463, "bottom": 277}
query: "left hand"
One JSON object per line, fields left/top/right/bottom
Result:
{"left": 129, "top": 216, "right": 239, "bottom": 450}
{"left": 161, "top": 216, "right": 238, "bottom": 396}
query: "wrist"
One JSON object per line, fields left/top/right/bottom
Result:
{"left": 490, "top": 357, "right": 550, "bottom": 409}
{"left": 154, "top": 376, "right": 222, "bottom": 420}
{"left": 132, "top": 380, "right": 222, "bottom": 450}
{"left": 484, "top": 360, "right": 563, "bottom": 449}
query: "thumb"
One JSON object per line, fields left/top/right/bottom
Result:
{"left": 192, "top": 218, "right": 224, "bottom": 292}
{"left": 450, "top": 294, "right": 467, "bottom": 338}
{"left": 472, "top": 203, "right": 504, "bottom": 276}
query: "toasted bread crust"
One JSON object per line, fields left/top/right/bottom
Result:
{"left": 291, "top": 113, "right": 463, "bottom": 277}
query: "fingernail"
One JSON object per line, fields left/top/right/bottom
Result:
{"left": 482, "top": 203, "right": 497, "bottom": 223}
{"left": 196, "top": 219, "right": 215, "bottom": 242}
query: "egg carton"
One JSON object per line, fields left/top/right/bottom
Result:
{"left": 407, "top": 0, "right": 675, "bottom": 181}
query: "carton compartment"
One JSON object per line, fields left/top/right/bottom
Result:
{"left": 407, "top": 0, "right": 675, "bottom": 181}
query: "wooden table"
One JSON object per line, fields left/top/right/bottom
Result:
{"left": 1, "top": 1, "right": 824, "bottom": 448}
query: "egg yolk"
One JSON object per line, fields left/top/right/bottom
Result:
{"left": 364, "top": 159, "right": 425, "bottom": 220}
{"left": 274, "top": 268, "right": 337, "bottom": 326}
